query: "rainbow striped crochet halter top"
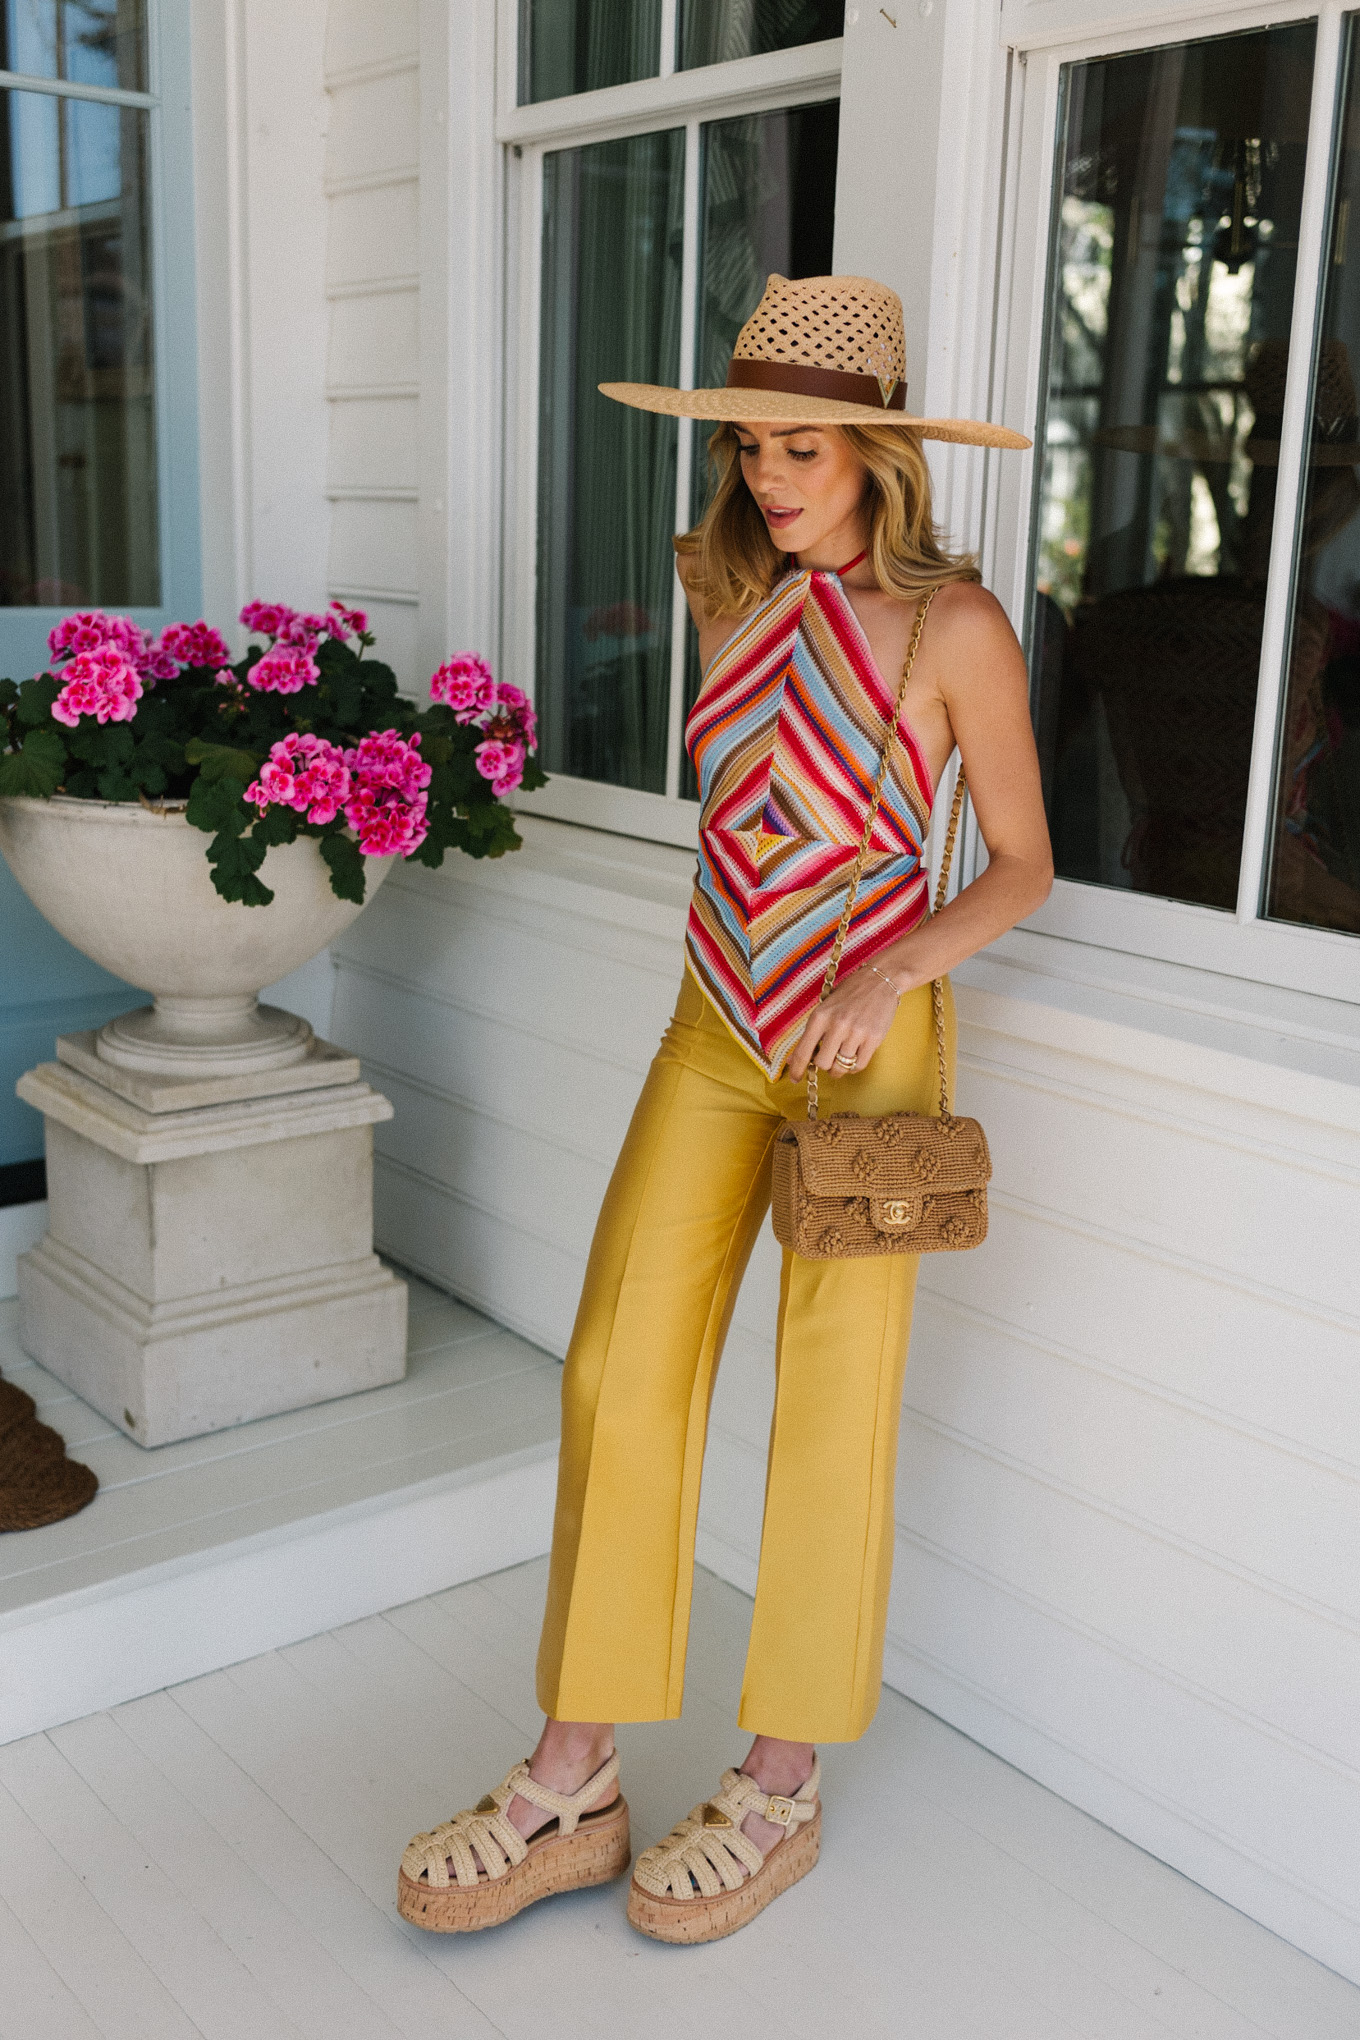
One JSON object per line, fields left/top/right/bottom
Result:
{"left": 684, "top": 557, "right": 936, "bottom": 1078}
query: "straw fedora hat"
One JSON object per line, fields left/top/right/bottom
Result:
{"left": 600, "top": 272, "right": 1030, "bottom": 449}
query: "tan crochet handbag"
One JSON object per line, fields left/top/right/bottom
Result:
{"left": 771, "top": 593, "right": 991, "bottom": 1261}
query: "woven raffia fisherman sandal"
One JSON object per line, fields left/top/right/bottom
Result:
{"left": 626, "top": 1756, "right": 821, "bottom": 1944}
{"left": 397, "top": 1751, "right": 629, "bottom": 1932}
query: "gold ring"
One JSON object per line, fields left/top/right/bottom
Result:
{"left": 834, "top": 1051, "right": 858, "bottom": 1070}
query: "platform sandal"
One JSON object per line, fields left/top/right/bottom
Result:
{"left": 626, "top": 1757, "right": 821, "bottom": 1944}
{"left": 398, "top": 1751, "right": 630, "bottom": 1932}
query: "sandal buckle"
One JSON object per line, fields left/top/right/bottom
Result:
{"left": 765, "top": 1795, "right": 796, "bottom": 1826}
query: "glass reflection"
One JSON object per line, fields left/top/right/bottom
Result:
{"left": 1266, "top": 24, "right": 1360, "bottom": 936}
{"left": 536, "top": 131, "right": 684, "bottom": 791}
{"left": 1031, "top": 24, "right": 1315, "bottom": 911}
{"left": 518, "top": 0, "right": 661, "bottom": 105}
{"left": 0, "top": 86, "right": 158, "bottom": 607}
{"left": 679, "top": 0, "right": 843, "bottom": 69}
{"left": 681, "top": 99, "right": 839, "bottom": 795}
{"left": 1, "top": 1, "right": 146, "bottom": 92}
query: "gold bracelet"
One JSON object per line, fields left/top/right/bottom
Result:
{"left": 865, "top": 961, "right": 903, "bottom": 1001}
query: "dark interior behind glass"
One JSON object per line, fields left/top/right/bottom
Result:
{"left": 680, "top": 0, "right": 844, "bottom": 70}
{"left": 1266, "top": 20, "right": 1360, "bottom": 938}
{"left": 519, "top": 0, "right": 662, "bottom": 105}
{"left": 1030, "top": 24, "right": 1316, "bottom": 913}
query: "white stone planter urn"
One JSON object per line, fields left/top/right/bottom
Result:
{"left": 0, "top": 795, "right": 408, "bottom": 1446}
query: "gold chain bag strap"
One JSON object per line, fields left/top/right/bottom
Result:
{"left": 770, "top": 590, "right": 991, "bottom": 1259}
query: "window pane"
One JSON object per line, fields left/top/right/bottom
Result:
{"left": 679, "top": 0, "right": 843, "bottom": 70}
{"left": 536, "top": 130, "right": 684, "bottom": 791}
{"left": 1265, "top": 23, "right": 1360, "bottom": 937}
{"left": 1030, "top": 25, "right": 1315, "bottom": 913}
{"left": 518, "top": 0, "right": 661, "bottom": 105}
{"left": 0, "top": 86, "right": 159, "bottom": 606}
{"left": 680, "top": 98, "right": 840, "bottom": 795}
{"left": 1, "top": 1, "right": 146, "bottom": 92}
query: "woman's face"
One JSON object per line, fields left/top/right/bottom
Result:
{"left": 732, "top": 423, "right": 870, "bottom": 561}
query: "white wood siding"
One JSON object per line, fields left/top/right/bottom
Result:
{"left": 323, "top": 0, "right": 421, "bottom": 680}
{"left": 331, "top": 834, "right": 1360, "bottom": 1985}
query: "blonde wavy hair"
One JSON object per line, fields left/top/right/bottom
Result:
{"left": 674, "top": 420, "right": 979, "bottom": 618}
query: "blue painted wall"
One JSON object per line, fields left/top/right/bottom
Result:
{"left": 0, "top": 2, "right": 199, "bottom": 1174}
{"left": 0, "top": 860, "right": 134, "bottom": 1165}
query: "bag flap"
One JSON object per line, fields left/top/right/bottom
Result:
{"left": 779, "top": 1111, "right": 991, "bottom": 1195}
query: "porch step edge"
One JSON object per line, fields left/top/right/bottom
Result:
{"left": 0, "top": 1436, "right": 559, "bottom": 1745}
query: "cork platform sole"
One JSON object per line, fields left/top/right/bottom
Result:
{"left": 627, "top": 1807, "right": 821, "bottom": 1944}
{"left": 398, "top": 1797, "right": 631, "bottom": 1933}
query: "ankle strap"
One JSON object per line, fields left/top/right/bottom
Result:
{"left": 507, "top": 1750, "right": 620, "bottom": 1837}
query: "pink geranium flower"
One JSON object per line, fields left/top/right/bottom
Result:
{"left": 239, "top": 600, "right": 296, "bottom": 639}
{"left": 246, "top": 643, "right": 320, "bottom": 694}
{"left": 343, "top": 728, "right": 431, "bottom": 855}
{"left": 277, "top": 610, "right": 328, "bottom": 651}
{"left": 245, "top": 733, "right": 352, "bottom": 826}
{"left": 474, "top": 737, "right": 526, "bottom": 796}
{"left": 344, "top": 786, "right": 429, "bottom": 856}
{"left": 429, "top": 652, "right": 497, "bottom": 723}
{"left": 493, "top": 682, "right": 538, "bottom": 746}
{"left": 138, "top": 643, "right": 181, "bottom": 683}
{"left": 48, "top": 610, "right": 148, "bottom": 665}
{"left": 158, "top": 619, "right": 234, "bottom": 670}
{"left": 51, "top": 646, "right": 143, "bottom": 727}
{"left": 326, "top": 600, "right": 369, "bottom": 639}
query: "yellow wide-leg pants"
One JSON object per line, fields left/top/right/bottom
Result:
{"left": 535, "top": 967, "right": 953, "bottom": 1744}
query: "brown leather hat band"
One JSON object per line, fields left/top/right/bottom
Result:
{"left": 725, "top": 357, "right": 907, "bottom": 411}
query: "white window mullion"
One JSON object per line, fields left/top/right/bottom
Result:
{"left": 659, "top": 0, "right": 679, "bottom": 81}
{"left": 0, "top": 68, "right": 155, "bottom": 109}
{"left": 509, "top": 145, "right": 544, "bottom": 704}
{"left": 664, "top": 114, "right": 702, "bottom": 802}
{"left": 1234, "top": 0, "right": 1348, "bottom": 926}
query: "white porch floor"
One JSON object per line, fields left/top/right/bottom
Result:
{"left": 1, "top": 1285, "right": 1357, "bottom": 2037}
{"left": 2, "top": 1554, "right": 1358, "bottom": 2040}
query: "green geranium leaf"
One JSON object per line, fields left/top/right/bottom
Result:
{"left": 459, "top": 801, "right": 521, "bottom": 860}
{"left": 326, "top": 668, "right": 364, "bottom": 728}
{"left": 519, "top": 756, "right": 548, "bottom": 792}
{"left": 16, "top": 674, "right": 60, "bottom": 726}
{"left": 69, "top": 722, "right": 135, "bottom": 768}
{"left": 206, "top": 827, "right": 274, "bottom": 905}
{"left": 95, "top": 766, "right": 138, "bottom": 801}
{"left": 359, "top": 659, "right": 398, "bottom": 694}
{"left": 186, "top": 772, "right": 250, "bottom": 836}
{"left": 0, "top": 727, "right": 66, "bottom": 798}
{"left": 133, "top": 733, "right": 187, "bottom": 775}
{"left": 184, "top": 737, "right": 260, "bottom": 783}
{"left": 320, "top": 831, "right": 366, "bottom": 904}
{"left": 0, "top": 679, "right": 18, "bottom": 711}
{"left": 251, "top": 802, "right": 300, "bottom": 848}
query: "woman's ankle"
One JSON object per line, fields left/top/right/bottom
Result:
{"left": 740, "top": 1735, "right": 815, "bottom": 1797}
{"left": 529, "top": 1718, "right": 615, "bottom": 1790}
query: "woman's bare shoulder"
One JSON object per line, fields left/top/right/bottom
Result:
{"left": 925, "top": 580, "right": 1017, "bottom": 646}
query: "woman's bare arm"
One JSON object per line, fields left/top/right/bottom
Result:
{"left": 787, "top": 583, "right": 1052, "bottom": 1081}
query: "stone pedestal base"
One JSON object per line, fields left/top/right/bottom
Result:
{"left": 16, "top": 1033, "right": 408, "bottom": 1447}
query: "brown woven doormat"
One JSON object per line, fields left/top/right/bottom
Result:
{"left": 0, "top": 1373, "right": 98, "bottom": 1530}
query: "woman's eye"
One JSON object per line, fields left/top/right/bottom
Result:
{"left": 788, "top": 448, "right": 817, "bottom": 462}
{"left": 737, "top": 443, "right": 758, "bottom": 458}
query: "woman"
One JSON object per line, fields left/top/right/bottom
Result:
{"left": 398, "top": 274, "right": 1051, "bottom": 1943}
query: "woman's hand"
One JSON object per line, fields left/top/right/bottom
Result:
{"left": 785, "top": 968, "right": 902, "bottom": 1083}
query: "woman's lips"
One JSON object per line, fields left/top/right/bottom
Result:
{"left": 762, "top": 506, "right": 801, "bottom": 529}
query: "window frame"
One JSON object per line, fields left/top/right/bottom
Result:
{"left": 989, "top": 0, "right": 1360, "bottom": 1006}
{"left": 495, "top": 1, "right": 843, "bottom": 848}
{"left": 0, "top": 0, "right": 202, "bottom": 685}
